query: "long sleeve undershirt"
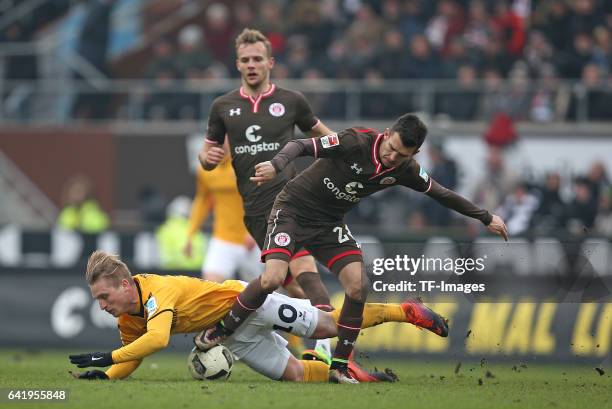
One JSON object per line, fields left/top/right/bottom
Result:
{"left": 271, "top": 138, "right": 492, "bottom": 225}
{"left": 109, "top": 311, "right": 173, "bottom": 372}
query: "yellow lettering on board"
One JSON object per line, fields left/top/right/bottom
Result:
{"left": 532, "top": 303, "right": 557, "bottom": 354}
{"left": 572, "top": 303, "right": 597, "bottom": 356}
{"left": 466, "top": 302, "right": 513, "bottom": 354}
{"left": 594, "top": 303, "right": 612, "bottom": 357}
{"left": 504, "top": 302, "right": 536, "bottom": 354}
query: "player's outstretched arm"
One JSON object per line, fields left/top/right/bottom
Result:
{"left": 68, "top": 312, "right": 172, "bottom": 372}
{"left": 70, "top": 359, "right": 143, "bottom": 380}
{"left": 425, "top": 180, "right": 509, "bottom": 241}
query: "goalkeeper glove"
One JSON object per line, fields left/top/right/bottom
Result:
{"left": 69, "top": 352, "right": 113, "bottom": 368}
{"left": 71, "top": 370, "right": 109, "bottom": 380}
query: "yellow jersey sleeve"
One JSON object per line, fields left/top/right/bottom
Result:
{"left": 111, "top": 311, "right": 173, "bottom": 363}
{"left": 187, "top": 168, "right": 212, "bottom": 239}
{"left": 105, "top": 360, "right": 142, "bottom": 380}
{"left": 105, "top": 314, "right": 146, "bottom": 379}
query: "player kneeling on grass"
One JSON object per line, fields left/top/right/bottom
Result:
{"left": 69, "top": 251, "right": 447, "bottom": 382}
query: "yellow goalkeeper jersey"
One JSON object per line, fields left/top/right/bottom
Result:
{"left": 106, "top": 274, "right": 244, "bottom": 379}
{"left": 186, "top": 159, "right": 247, "bottom": 245}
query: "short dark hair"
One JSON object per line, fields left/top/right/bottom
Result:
{"left": 390, "top": 113, "right": 428, "bottom": 150}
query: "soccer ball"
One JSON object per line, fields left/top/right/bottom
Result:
{"left": 187, "top": 345, "right": 234, "bottom": 381}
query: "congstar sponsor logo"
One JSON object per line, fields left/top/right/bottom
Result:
{"left": 323, "top": 177, "right": 361, "bottom": 203}
{"left": 234, "top": 142, "right": 281, "bottom": 155}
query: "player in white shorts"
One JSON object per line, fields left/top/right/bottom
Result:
{"left": 70, "top": 252, "right": 440, "bottom": 383}
{"left": 184, "top": 154, "right": 262, "bottom": 282}
{"left": 203, "top": 237, "right": 262, "bottom": 282}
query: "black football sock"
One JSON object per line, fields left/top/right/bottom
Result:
{"left": 222, "top": 277, "right": 272, "bottom": 332}
{"left": 330, "top": 294, "right": 364, "bottom": 368}
{"left": 295, "top": 271, "right": 333, "bottom": 311}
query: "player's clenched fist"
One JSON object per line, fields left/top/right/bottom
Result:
{"left": 250, "top": 161, "right": 277, "bottom": 185}
{"left": 199, "top": 145, "right": 225, "bottom": 169}
{"left": 69, "top": 352, "right": 113, "bottom": 368}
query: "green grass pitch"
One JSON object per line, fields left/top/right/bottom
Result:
{"left": 0, "top": 350, "right": 609, "bottom": 409}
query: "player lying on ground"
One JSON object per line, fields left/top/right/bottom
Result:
{"left": 205, "top": 113, "right": 508, "bottom": 383}
{"left": 68, "top": 251, "right": 446, "bottom": 382}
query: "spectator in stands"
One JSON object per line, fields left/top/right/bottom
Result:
{"left": 496, "top": 181, "right": 540, "bottom": 236}
{"left": 254, "top": 0, "right": 288, "bottom": 55}
{"left": 594, "top": 188, "right": 612, "bottom": 236}
{"left": 144, "top": 37, "right": 176, "bottom": 79}
{"left": 565, "top": 176, "right": 598, "bottom": 233}
{"left": 156, "top": 195, "right": 204, "bottom": 270}
{"left": 436, "top": 63, "right": 480, "bottom": 120}
{"left": 288, "top": 1, "right": 336, "bottom": 61}
{"left": 284, "top": 36, "right": 310, "bottom": 78}
{"left": 71, "top": 0, "right": 116, "bottom": 120}
{"left": 523, "top": 30, "right": 555, "bottom": 78}
{"left": 462, "top": 0, "right": 492, "bottom": 56}
{"left": 173, "top": 25, "right": 212, "bottom": 119}
{"left": 301, "top": 67, "right": 334, "bottom": 116}
{"left": 491, "top": 1, "right": 526, "bottom": 59}
{"left": 425, "top": 0, "right": 466, "bottom": 58}
{"left": 174, "top": 25, "right": 212, "bottom": 79}
{"left": 533, "top": 0, "right": 571, "bottom": 52}
{"left": 479, "top": 67, "right": 511, "bottom": 120}
{"left": 479, "top": 35, "right": 514, "bottom": 76}
{"left": 376, "top": 29, "right": 409, "bottom": 79}
{"left": 504, "top": 63, "right": 533, "bottom": 121}
{"left": 346, "top": 3, "right": 385, "bottom": 50}
{"left": 144, "top": 67, "right": 180, "bottom": 120}
{"left": 233, "top": 1, "right": 255, "bottom": 30}
{"left": 587, "top": 161, "right": 611, "bottom": 202}
{"left": 203, "top": 3, "right": 235, "bottom": 68}
{"left": 405, "top": 34, "right": 442, "bottom": 79}
{"left": 530, "top": 64, "right": 571, "bottom": 122}
{"left": 567, "top": 63, "right": 612, "bottom": 120}
{"left": 532, "top": 172, "right": 567, "bottom": 233}
{"left": 568, "top": 0, "right": 606, "bottom": 39}
{"left": 399, "top": 0, "right": 426, "bottom": 44}
{"left": 421, "top": 139, "right": 459, "bottom": 226}
{"left": 442, "top": 37, "right": 474, "bottom": 78}
{"left": 592, "top": 26, "right": 611, "bottom": 73}
{"left": 558, "top": 31, "right": 595, "bottom": 78}
{"left": 58, "top": 174, "right": 109, "bottom": 234}
{"left": 473, "top": 145, "right": 518, "bottom": 212}
{"left": 360, "top": 68, "right": 403, "bottom": 119}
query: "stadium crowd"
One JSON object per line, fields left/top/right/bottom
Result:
{"left": 1, "top": 0, "right": 612, "bottom": 121}
{"left": 138, "top": 0, "right": 612, "bottom": 121}
{"left": 1, "top": 0, "right": 610, "bottom": 238}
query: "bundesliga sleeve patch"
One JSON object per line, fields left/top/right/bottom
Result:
{"left": 145, "top": 296, "right": 158, "bottom": 316}
{"left": 320, "top": 133, "right": 339, "bottom": 148}
{"left": 419, "top": 166, "right": 430, "bottom": 183}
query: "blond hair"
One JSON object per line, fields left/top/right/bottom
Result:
{"left": 86, "top": 250, "right": 133, "bottom": 287}
{"left": 235, "top": 28, "right": 272, "bottom": 57}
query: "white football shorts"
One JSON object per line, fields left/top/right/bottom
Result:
{"left": 224, "top": 291, "right": 320, "bottom": 380}
{"left": 203, "top": 238, "right": 263, "bottom": 281}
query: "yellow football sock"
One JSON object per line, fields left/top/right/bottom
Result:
{"left": 301, "top": 360, "right": 329, "bottom": 382}
{"left": 331, "top": 303, "right": 405, "bottom": 328}
{"left": 286, "top": 333, "right": 305, "bottom": 354}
